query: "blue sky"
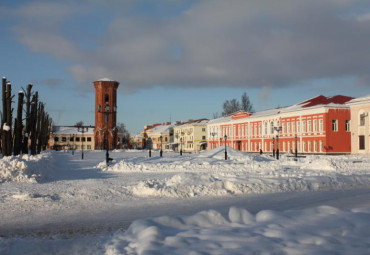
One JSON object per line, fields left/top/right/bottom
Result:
{"left": 1, "top": 0, "right": 370, "bottom": 133}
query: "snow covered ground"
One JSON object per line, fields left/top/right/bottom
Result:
{"left": 1, "top": 147, "right": 370, "bottom": 254}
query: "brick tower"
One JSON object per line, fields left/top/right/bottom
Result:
{"left": 93, "top": 78, "right": 119, "bottom": 150}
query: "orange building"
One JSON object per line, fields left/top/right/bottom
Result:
{"left": 207, "top": 95, "right": 353, "bottom": 154}
{"left": 93, "top": 78, "right": 119, "bottom": 150}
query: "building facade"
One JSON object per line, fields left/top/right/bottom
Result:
{"left": 347, "top": 95, "right": 370, "bottom": 154}
{"left": 94, "top": 78, "right": 119, "bottom": 150}
{"left": 173, "top": 119, "right": 209, "bottom": 153}
{"left": 207, "top": 95, "right": 353, "bottom": 154}
{"left": 145, "top": 123, "right": 173, "bottom": 150}
{"left": 49, "top": 126, "right": 95, "bottom": 151}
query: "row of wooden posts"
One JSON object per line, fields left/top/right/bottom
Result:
{"left": 1, "top": 77, "right": 52, "bottom": 157}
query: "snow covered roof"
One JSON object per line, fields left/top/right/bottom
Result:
{"left": 207, "top": 115, "right": 233, "bottom": 125}
{"left": 250, "top": 95, "right": 353, "bottom": 118}
{"left": 149, "top": 125, "right": 173, "bottom": 135}
{"left": 347, "top": 94, "right": 370, "bottom": 105}
{"left": 53, "top": 126, "right": 94, "bottom": 135}
{"left": 96, "top": 78, "right": 117, "bottom": 82}
{"left": 176, "top": 119, "right": 209, "bottom": 127}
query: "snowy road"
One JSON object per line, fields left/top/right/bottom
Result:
{"left": 1, "top": 149, "right": 370, "bottom": 254}
{"left": 1, "top": 150, "right": 370, "bottom": 237}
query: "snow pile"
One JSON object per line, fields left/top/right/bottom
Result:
{"left": 0, "top": 152, "right": 53, "bottom": 183}
{"left": 127, "top": 172, "right": 370, "bottom": 198}
{"left": 197, "top": 146, "right": 271, "bottom": 162}
{"left": 105, "top": 206, "right": 370, "bottom": 254}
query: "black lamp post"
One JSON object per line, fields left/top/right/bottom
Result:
{"left": 274, "top": 126, "right": 282, "bottom": 160}
{"left": 276, "top": 134, "right": 280, "bottom": 160}
{"left": 295, "top": 135, "right": 298, "bottom": 159}
{"left": 77, "top": 126, "right": 88, "bottom": 160}
{"left": 148, "top": 137, "right": 152, "bottom": 157}
{"left": 272, "top": 137, "right": 275, "bottom": 157}
{"left": 224, "top": 135, "right": 228, "bottom": 160}
{"left": 210, "top": 132, "right": 216, "bottom": 149}
{"left": 72, "top": 134, "right": 75, "bottom": 155}
{"left": 180, "top": 137, "right": 183, "bottom": 156}
{"left": 160, "top": 136, "right": 163, "bottom": 157}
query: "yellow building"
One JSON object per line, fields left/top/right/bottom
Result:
{"left": 173, "top": 119, "right": 208, "bottom": 153}
{"left": 146, "top": 124, "right": 173, "bottom": 150}
{"left": 49, "top": 126, "right": 95, "bottom": 151}
{"left": 348, "top": 96, "right": 370, "bottom": 154}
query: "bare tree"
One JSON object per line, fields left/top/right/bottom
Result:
{"left": 221, "top": 92, "right": 254, "bottom": 116}
{"left": 241, "top": 92, "right": 253, "bottom": 112}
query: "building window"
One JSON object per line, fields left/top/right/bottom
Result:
{"left": 282, "top": 123, "right": 286, "bottom": 134}
{"left": 87, "top": 145, "right": 91, "bottom": 150}
{"left": 359, "top": 136, "right": 365, "bottom": 150}
{"left": 307, "top": 120, "right": 311, "bottom": 132}
{"left": 308, "top": 141, "right": 311, "bottom": 152}
{"left": 76, "top": 137, "right": 80, "bottom": 142}
{"left": 332, "top": 119, "right": 338, "bottom": 131}
{"left": 345, "top": 120, "right": 350, "bottom": 132}
{"left": 62, "top": 137, "right": 66, "bottom": 142}
{"left": 313, "top": 119, "right": 317, "bottom": 133}
{"left": 302, "top": 121, "right": 306, "bottom": 132}
{"left": 87, "top": 137, "right": 91, "bottom": 142}
{"left": 297, "top": 121, "right": 301, "bottom": 133}
{"left": 360, "top": 113, "right": 366, "bottom": 126}
{"left": 70, "top": 137, "right": 74, "bottom": 141}
{"left": 270, "top": 122, "right": 274, "bottom": 134}
{"left": 287, "top": 122, "right": 290, "bottom": 134}
{"left": 259, "top": 124, "right": 262, "bottom": 136}
{"left": 319, "top": 119, "right": 323, "bottom": 132}
{"left": 202, "top": 136, "right": 206, "bottom": 140}
{"left": 292, "top": 122, "right": 295, "bottom": 133}
{"left": 82, "top": 137, "right": 86, "bottom": 142}
{"left": 265, "top": 123, "right": 268, "bottom": 135}
{"left": 314, "top": 141, "right": 317, "bottom": 152}
{"left": 319, "top": 141, "right": 323, "bottom": 152}
{"left": 54, "top": 137, "right": 59, "bottom": 142}
{"left": 202, "top": 128, "right": 206, "bottom": 132}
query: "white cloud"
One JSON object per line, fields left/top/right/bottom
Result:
{"left": 7, "top": 0, "right": 370, "bottom": 92}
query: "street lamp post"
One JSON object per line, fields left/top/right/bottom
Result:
{"left": 295, "top": 135, "right": 298, "bottom": 159}
{"left": 148, "top": 137, "right": 152, "bottom": 157}
{"left": 180, "top": 137, "right": 183, "bottom": 156}
{"left": 272, "top": 137, "right": 275, "bottom": 158}
{"left": 160, "top": 136, "right": 163, "bottom": 157}
{"left": 276, "top": 135, "right": 280, "bottom": 160}
{"left": 210, "top": 132, "right": 216, "bottom": 149}
{"left": 274, "top": 126, "right": 282, "bottom": 160}
{"left": 224, "top": 135, "right": 228, "bottom": 160}
{"left": 77, "top": 126, "right": 89, "bottom": 160}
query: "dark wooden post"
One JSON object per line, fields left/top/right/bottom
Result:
{"left": 22, "top": 84, "right": 32, "bottom": 154}
{"left": 13, "top": 91, "right": 24, "bottom": 155}
{"left": 5, "top": 82, "right": 13, "bottom": 156}
{"left": 30, "top": 92, "right": 38, "bottom": 155}
{"left": 1, "top": 77, "right": 7, "bottom": 156}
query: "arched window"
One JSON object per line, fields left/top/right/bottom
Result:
{"left": 105, "top": 94, "right": 109, "bottom": 103}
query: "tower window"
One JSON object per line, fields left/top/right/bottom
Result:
{"left": 105, "top": 94, "right": 109, "bottom": 103}
{"left": 98, "top": 104, "right": 101, "bottom": 112}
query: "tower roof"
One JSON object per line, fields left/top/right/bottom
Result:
{"left": 96, "top": 78, "right": 117, "bottom": 82}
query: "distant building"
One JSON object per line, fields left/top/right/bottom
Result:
{"left": 207, "top": 95, "right": 353, "bottom": 154}
{"left": 146, "top": 123, "right": 173, "bottom": 150}
{"left": 347, "top": 95, "right": 370, "bottom": 154}
{"left": 49, "top": 126, "right": 95, "bottom": 151}
{"left": 173, "top": 119, "right": 209, "bottom": 153}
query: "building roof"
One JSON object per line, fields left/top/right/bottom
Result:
{"left": 53, "top": 126, "right": 94, "bottom": 135}
{"left": 347, "top": 94, "right": 370, "bottom": 105}
{"left": 175, "top": 119, "right": 209, "bottom": 128}
{"left": 96, "top": 78, "right": 117, "bottom": 82}
{"left": 251, "top": 95, "right": 353, "bottom": 118}
{"left": 149, "top": 124, "right": 173, "bottom": 135}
